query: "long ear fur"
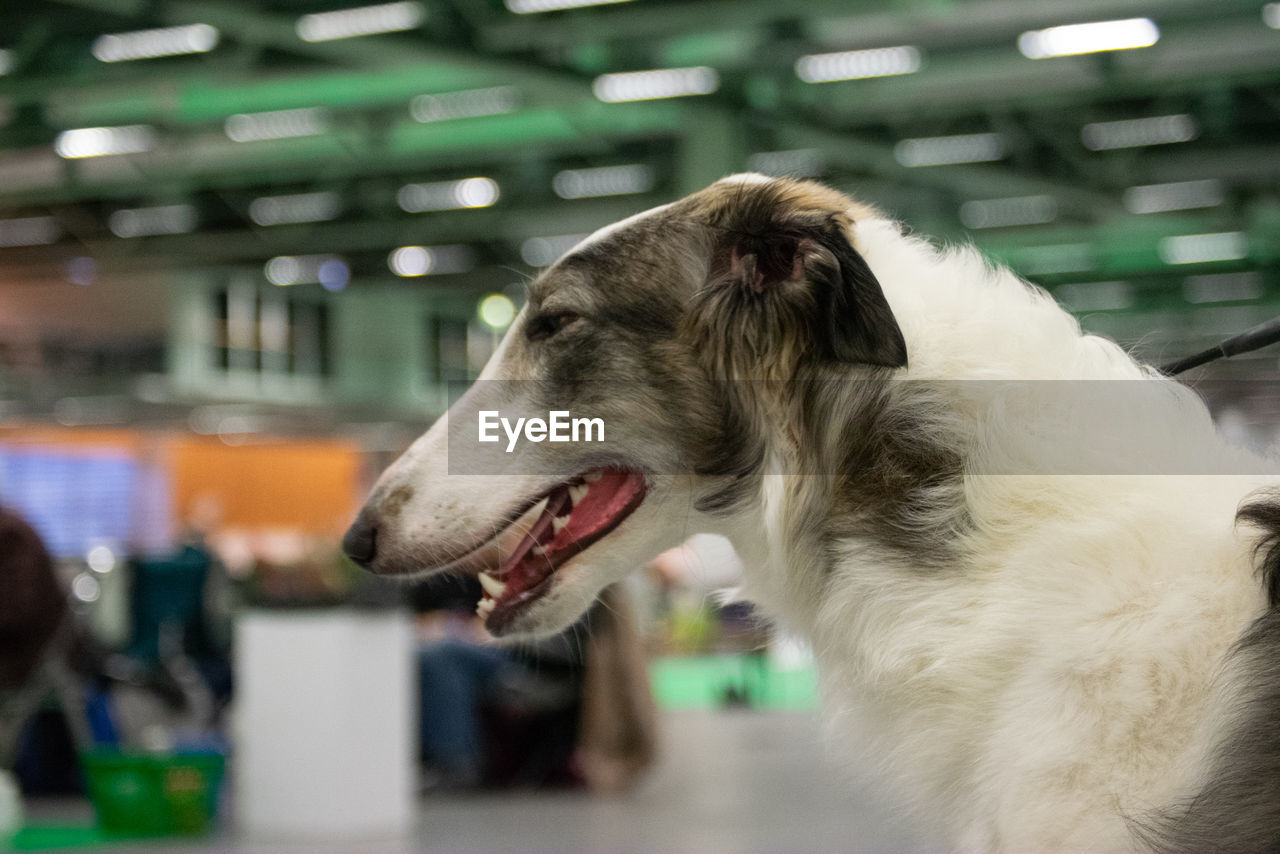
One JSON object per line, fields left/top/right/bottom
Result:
{"left": 807, "top": 214, "right": 907, "bottom": 368}
{"left": 706, "top": 192, "right": 907, "bottom": 369}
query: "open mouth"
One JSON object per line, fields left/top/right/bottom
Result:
{"left": 476, "top": 467, "right": 647, "bottom": 632}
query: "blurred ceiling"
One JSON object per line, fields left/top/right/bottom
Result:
{"left": 0, "top": 0, "right": 1278, "bottom": 355}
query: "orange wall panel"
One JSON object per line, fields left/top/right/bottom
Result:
{"left": 172, "top": 438, "right": 363, "bottom": 534}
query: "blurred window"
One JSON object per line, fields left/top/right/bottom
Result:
{"left": 213, "top": 286, "right": 331, "bottom": 378}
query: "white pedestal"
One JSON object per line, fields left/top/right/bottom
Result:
{"left": 233, "top": 608, "right": 414, "bottom": 840}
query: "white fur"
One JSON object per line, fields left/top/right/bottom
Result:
{"left": 716, "top": 218, "right": 1273, "bottom": 849}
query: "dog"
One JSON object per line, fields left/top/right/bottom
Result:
{"left": 345, "top": 175, "right": 1280, "bottom": 852}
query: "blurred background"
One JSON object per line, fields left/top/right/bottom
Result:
{"left": 0, "top": 0, "right": 1278, "bottom": 851}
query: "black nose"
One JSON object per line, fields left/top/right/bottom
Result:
{"left": 342, "top": 514, "right": 378, "bottom": 567}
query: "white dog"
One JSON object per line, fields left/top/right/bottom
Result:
{"left": 346, "top": 175, "right": 1280, "bottom": 852}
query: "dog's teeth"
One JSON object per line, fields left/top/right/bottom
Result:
{"left": 552, "top": 516, "right": 570, "bottom": 535}
{"left": 531, "top": 544, "right": 547, "bottom": 556}
{"left": 584, "top": 471, "right": 602, "bottom": 483}
{"left": 478, "top": 572, "right": 506, "bottom": 599}
{"left": 476, "top": 598, "right": 495, "bottom": 618}
{"left": 530, "top": 496, "right": 549, "bottom": 516}
{"left": 569, "top": 483, "right": 589, "bottom": 505}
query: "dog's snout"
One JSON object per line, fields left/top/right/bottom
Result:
{"left": 342, "top": 513, "right": 379, "bottom": 568}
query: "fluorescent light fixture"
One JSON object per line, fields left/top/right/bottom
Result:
{"left": 1183, "top": 272, "right": 1263, "bottom": 305}
{"left": 795, "top": 46, "right": 922, "bottom": 83}
{"left": 553, "top": 164, "right": 654, "bottom": 199}
{"left": 249, "top": 191, "right": 342, "bottom": 226}
{"left": 108, "top": 204, "right": 197, "bottom": 238}
{"left": 265, "top": 254, "right": 350, "bottom": 290}
{"left": 592, "top": 66, "right": 719, "bottom": 102}
{"left": 1122, "top": 179, "right": 1224, "bottom": 214}
{"left": 296, "top": 2, "right": 424, "bottom": 42}
{"left": 520, "top": 233, "right": 587, "bottom": 267}
{"left": 1159, "top": 232, "right": 1248, "bottom": 265}
{"left": 1081, "top": 114, "right": 1196, "bottom": 151}
{"left": 411, "top": 86, "right": 518, "bottom": 123}
{"left": 506, "top": 0, "right": 632, "bottom": 12}
{"left": 397, "top": 177, "right": 499, "bottom": 212}
{"left": 747, "top": 149, "right": 825, "bottom": 178}
{"left": 1266, "top": 3, "right": 1280, "bottom": 28}
{"left": 0, "top": 216, "right": 60, "bottom": 247}
{"left": 1018, "top": 17, "right": 1158, "bottom": 59}
{"left": 388, "top": 244, "right": 475, "bottom": 277}
{"left": 0, "top": 49, "right": 12, "bottom": 76}
{"left": 959, "top": 195, "right": 1057, "bottom": 229}
{"left": 1018, "top": 243, "right": 1095, "bottom": 276}
{"left": 55, "top": 125, "right": 154, "bottom": 158}
{"left": 225, "top": 107, "right": 328, "bottom": 143}
{"left": 92, "top": 23, "right": 219, "bottom": 62}
{"left": 893, "top": 132, "right": 1005, "bottom": 167}
{"left": 1053, "top": 281, "right": 1134, "bottom": 312}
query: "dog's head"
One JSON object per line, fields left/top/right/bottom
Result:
{"left": 343, "top": 175, "right": 907, "bottom": 638}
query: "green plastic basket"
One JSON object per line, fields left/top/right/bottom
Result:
{"left": 80, "top": 750, "right": 224, "bottom": 837}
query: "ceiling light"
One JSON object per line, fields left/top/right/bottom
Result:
{"left": 553, "top": 164, "right": 654, "bottom": 199}
{"left": 0, "top": 216, "right": 60, "bottom": 247}
{"left": 1053, "top": 281, "right": 1134, "bottom": 312}
{"left": 249, "top": 191, "right": 342, "bottom": 226}
{"left": 388, "top": 244, "right": 475, "bottom": 277}
{"left": 55, "top": 125, "right": 154, "bottom": 158}
{"left": 1266, "top": 3, "right": 1280, "bottom": 28}
{"left": 959, "top": 195, "right": 1057, "bottom": 229}
{"left": 893, "top": 133, "right": 1005, "bottom": 167}
{"left": 1183, "top": 272, "right": 1263, "bottom": 305}
{"left": 795, "top": 46, "right": 922, "bottom": 83}
{"left": 592, "top": 66, "right": 719, "bottom": 102}
{"left": 1122, "top": 179, "right": 1224, "bottom": 214}
{"left": 108, "top": 204, "right": 197, "bottom": 238}
{"left": 296, "top": 2, "right": 425, "bottom": 42}
{"left": 92, "top": 24, "right": 219, "bottom": 62}
{"left": 1017, "top": 243, "right": 1095, "bottom": 276}
{"left": 520, "top": 234, "right": 587, "bottom": 267}
{"left": 747, "top": 149, "right": 825, "bottom": 178}
{"left": 0, "top": 49, "right": 13, "bottom": 76}
{"left": 265, "top": 254, "right": 349, "bottom": 290}
{"left": 225, "top": 107, "right": 328, "bottom": 143}
{"left": 1081, "top": 114, "right": 1196, "bottom": 150}
{"left": 478, "top": 294, "right": 516, "bottom": 330}
{"left": 1018, "top": 18, "right": 1159, "bottom": 59}
{"left": 505, "top": 0, "right": 632, "bottom": 12}
{"left": 397, "top": 177, "right": 499, "bottom": 212}
{"left": 67, "top": 256, "right": 97, "bottom": 286}
{"left": 410, "top": 86, "right": 518, "bottom": 123}
{"left": 1159, "top": 232, "right": 1248, "bottom": 265}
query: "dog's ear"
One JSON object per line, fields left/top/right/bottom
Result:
{"left": 719, "top": 213, "right": 907, "bottom": 368}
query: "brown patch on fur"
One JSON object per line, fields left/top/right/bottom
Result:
{"left": 379, "top": 484, "right": 415, "bottom": 519}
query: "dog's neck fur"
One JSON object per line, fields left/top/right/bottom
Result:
{"left": 707, "top": 216, "right": 1269, "bottom": 848}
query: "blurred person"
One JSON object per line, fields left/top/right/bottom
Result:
{"left": 0, "top": 507, "right": 64, "bottom": 695}
{"left": 412, "top": 577, "right": 655, "bottom": 792}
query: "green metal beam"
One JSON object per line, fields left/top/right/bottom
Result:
{"left": 477, "top": 0, "right": 1265, "bottom": 52}
{"left": 771, "top": 123, "right": 1124, "bottom": 218}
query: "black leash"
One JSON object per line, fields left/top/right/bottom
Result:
{"left": 1159, "top": 316, "right": 1280, "bottom": 376}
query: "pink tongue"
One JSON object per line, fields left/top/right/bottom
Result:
{"left": 493, "top": 470, "right": 646, "bottom": 596}
{"left": 547, "top": 470, "right": 643, "bottom": 551}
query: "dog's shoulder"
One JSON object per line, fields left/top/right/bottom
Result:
{"left": 1132, "top": 492, "right": 1280, "bottom": 853}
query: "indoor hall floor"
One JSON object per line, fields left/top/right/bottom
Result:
{"left": 23, "top": 708, "right": 920, "bottom": 854}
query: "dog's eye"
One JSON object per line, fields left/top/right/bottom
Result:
{"left": 527, "top": 311, "right": 580, "bottom": 341}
